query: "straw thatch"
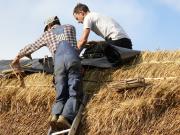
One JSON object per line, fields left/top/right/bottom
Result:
{"left": 0, "top": 73, "right": 55, "bottom": 134}
{"left": 0, "top": 50, "right": 180, "bottom": 135}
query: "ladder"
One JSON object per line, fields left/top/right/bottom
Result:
{"left": 48, "top": 95, "right": 87, "bottom": 135}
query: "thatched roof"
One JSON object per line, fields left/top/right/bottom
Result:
{"left": 0, "top": 50, "right": 180, "bottom": 135}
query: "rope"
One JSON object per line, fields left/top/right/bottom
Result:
{"left": 140, "top": 61, "right": 180, "bottom": 64}
{"left": 144, "top": 76, "right": 179, "bottom": 80}
{"left": 83, "top": 76, "right": 180, "bottom": 83}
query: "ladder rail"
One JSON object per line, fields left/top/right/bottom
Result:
{"left": 68, "top": 95, "right": 87, "bottom": 135}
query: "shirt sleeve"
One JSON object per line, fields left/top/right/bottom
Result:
{"left": 83, "top": 15, "right": 92, "bottom": 30}
{"left": 17, "top": 32, "right": 47, "bottom": 58}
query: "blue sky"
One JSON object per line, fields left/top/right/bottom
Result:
{"left": 0, "top": 0, "right": 180, "bottom": 59}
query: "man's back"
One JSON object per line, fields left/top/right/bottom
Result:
{"left": 17, "top": 24, "right": 77, "bottom": 58}
{"left": 83, "top": 12, "right": 129, "bottom": 40}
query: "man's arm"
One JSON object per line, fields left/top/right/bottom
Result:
{"left": 11, "top": 32, "right": 47, "bottom": 71}
{"left": 77, "top": 28, "right": 90, "bottom": 49}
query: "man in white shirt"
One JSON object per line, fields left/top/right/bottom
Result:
{"left": 73, "top": 3, "right": 132, "bottom": 50}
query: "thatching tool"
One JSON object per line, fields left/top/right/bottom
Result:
{"left": 43, "top": 55, "right": 51, "bottom": 70}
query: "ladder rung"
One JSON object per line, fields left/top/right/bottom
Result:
{"left": 52, "top": 129, "right": 70, "bottom": 135}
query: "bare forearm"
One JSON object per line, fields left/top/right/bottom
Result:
{"left": 77, "top": 28, "right": 90, "bottom": 49}
{"left": 77, "top": 39, "right": 87, "bottom": 49}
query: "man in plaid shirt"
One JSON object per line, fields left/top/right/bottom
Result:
{"left": 11, "top": 16, "right": 83, "bottom": 131}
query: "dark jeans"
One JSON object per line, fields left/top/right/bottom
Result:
{"left": 52, "top": 41, "right": 83, "bottom": 123}
{"left": 106, "top": 38, "right": 132, "bottom": 49}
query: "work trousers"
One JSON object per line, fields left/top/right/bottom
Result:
{"left": 52, "top": 41, "right": 83, "bottom": 123}
{"left": 106, "top": 38, "right": 132, "bottom": 49}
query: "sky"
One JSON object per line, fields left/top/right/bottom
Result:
{"left": 0, "top": 0, "right": 180, "bottom": 59}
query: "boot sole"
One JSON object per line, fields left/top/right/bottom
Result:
{"left": 49, "top": 121, "right": 58, "bottom": 131}
{"left": 56, "top": 120, "right": 71, "bottom": 130}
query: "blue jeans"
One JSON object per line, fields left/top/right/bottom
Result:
{"left": 52, "top": 41, "right": 83, "bottom": 123}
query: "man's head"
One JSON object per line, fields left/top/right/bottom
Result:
{"left": 44, "top": 16, "right": 61, "bottom": 32}
{"left": 73, "top": 3, "right": 90, "bottom": 24}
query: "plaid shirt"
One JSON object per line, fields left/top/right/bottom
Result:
{"left": 18, "top": 24, "right": 77, "bottom": 58}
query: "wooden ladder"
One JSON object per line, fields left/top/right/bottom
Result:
{"left": 48, "top": 95, "right": 87, "bottom": 135}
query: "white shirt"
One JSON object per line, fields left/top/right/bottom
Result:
{"left": 83, "top": 12, "right": 129, "bottom": 40}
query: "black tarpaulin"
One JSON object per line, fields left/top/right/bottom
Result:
{"left": 0, "top": 44, "right": 140, "bottom": 75}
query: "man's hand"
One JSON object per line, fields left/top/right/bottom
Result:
{"left": 77, "top": 41, "right": 83, "bottom": 50}
{"left": 11, "top": 56, "right": 22, "bottom": 72}
{"left": 25, "top": 54, "right": 32, "bottom": 60}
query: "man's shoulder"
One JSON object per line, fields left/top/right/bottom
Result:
{"left": 85, "top": 12, "right": 101, "bottom": 21}
{"left": 88, "top": 12, "right": 100, "bottom": 17}
{"left": 62, "top": 24, "right": 75, "bottom": 28}
{"left": 60, "top": 24, "right": 75, "bottom": 31}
